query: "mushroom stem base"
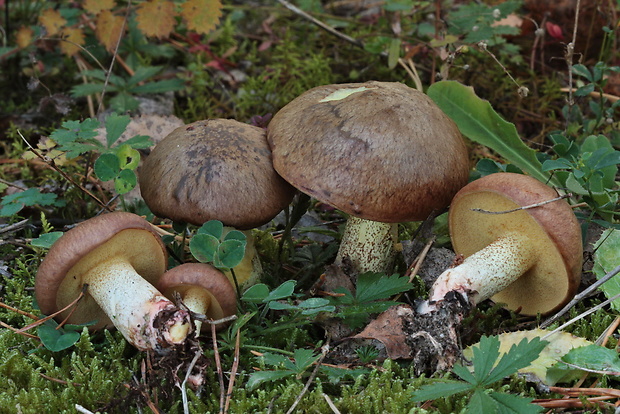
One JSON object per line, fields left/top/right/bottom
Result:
{"left": 85, "top": 258, "right": 191, "bottom": 352}
{"left": 427, "top": 232, "right": 536, "bottom": 307}
{"left": 334, "top": 216, "right": 398, "bottom": 274}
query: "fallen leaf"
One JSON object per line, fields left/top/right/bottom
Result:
{"left": 180, "top": 0, "right": 223, "bottom": 35}
{"left": 96, "top": 10, "right": 125, "bottom": 52}
{"left": 353, "top": 304, "right": 415, "bottom": 360}
{"left": 83, "top": 0, "right": 116, "bottom": 15}
{"left": 16, "top": 26, "right": 34, "bottom": 49}
{"left": 136, "top": 0, "right": 177, "bottom": 39}
{"left": 59, "top": 27, "right": 85, "bottom": 56}
{"left": 39, "top": 9, "right": 66, "bottom": 36}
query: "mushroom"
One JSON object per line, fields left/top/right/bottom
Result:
{"left": 139, "top": 119, "right": 295, "bottom": 229}
{"left": 157, "top": 263, "right": 237, "bottom": 334}
{"left": 35, "top": 212, "right": 192, "bottom": 352}
{"left": 425, "top": 172, "right": 582, "bottom": 315}
{"left": 139, "top": 119, "right": 296, "bottom": 288}
{"left": 267, "top": 81, "right": 469, "bottom": 274}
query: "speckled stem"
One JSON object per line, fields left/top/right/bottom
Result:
{"left": 84, "top": 257, "right": 191, "bottom": 352}
{"left": 334, "top": 216, "right": 398, "bottom": 274}
{"left": 428, "top": 232, "right": 536, "bottom": 306}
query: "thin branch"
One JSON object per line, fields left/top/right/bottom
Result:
{"left": 285, "top": 342, "right": 330, "bottom": 414}
{"left": 472, "top": 194, "right": 571, "bottom": 214}
{"left": 179, "top": 349, "right": 202, "bottom": 414}
{"left": 212, "top": 322, "right": 226, "bottom": 413}
{"left": 223, "top": 328, "right": 241, "bottom": 414}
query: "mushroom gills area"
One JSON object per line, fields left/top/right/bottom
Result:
{"left": 56, "top": 229, "right": 190, "bottom": 349}
{"left": 450, "top": 191, "right": 569, "bottom": 315}
{"left": 429, "top": 232, "right": 537, "bottom": 304}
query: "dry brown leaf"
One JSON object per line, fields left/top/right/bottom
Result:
{"left": 180, "top": 0, "right": 223, "bottom": 35}
{"left": 136, "top": 0, "right": 177, "bottom": 39}
{"left": 16, "top": 26, "right": 34, "bottom": 49}
{"left": 83, "top": 0, "right": 116, "bottom": 15}
{"left": 39, "top": 8, "right": 66, "bottom": 36}
{"left": 353, "top": 304, "right": 415, "bottom": 360}
{"left": 96, "top": 10, "right": 125, "bottom": 52}
{"left": 59, "top": 27, "right": 85, "bottom": 57}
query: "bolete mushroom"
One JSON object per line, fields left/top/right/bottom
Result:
{"left": 139, "top": 119, "right": 295, "bottom": 229}
{"left": 425, "top": 172, "right": 582, "bottom": 315}
{"left": 157, "top": 263, "right": 237, "bottom": 334}
{"left": 139, "top": 119, "right": 296, "bottom": 288}
{"left": 267, "top": 81, "right": 469, "bottom": 274}
{"left": 35, "top": 212, "right": 192, "bottom": 352}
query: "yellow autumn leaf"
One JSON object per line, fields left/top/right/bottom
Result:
{"left": 16, "top": 26, "right": 34, "bottom": 49}
{"left": 83, "top": 0, "right": 116, "bottom": 15}
{"left": 136, "top": 0, "right": 177, "bottom": 39}
{"left": 96, "top": 10, "right": 125, "bottom": 52}
{"left": 39, "top": 9, "right": 66, "bottom": 36}
{"left": 180, "top": 0, "right": 223, "bottom": 35}
{"left": 59, "top": 27, "right": 85, "bottom": 56}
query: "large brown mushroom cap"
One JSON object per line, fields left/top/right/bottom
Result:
{"left": 139, "top": 119, "right": 296, "bottom": 229}
{"left": 448, "top": 173, "right": 583, "bottom": 315}
{"left": 157, "top": 263, "right": 237, "bottom": 330}
{"left": 267, "top": 81, "right": 470, "bottom": 222}
{"left": 35, "top": 212, "right": 168, "bottom": 329}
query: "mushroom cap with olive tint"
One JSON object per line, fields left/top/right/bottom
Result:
{"left": 267, "top": 81, "right": 469, "bottom": 222}
{"left": 157, "top": 263, "right": 237, "bottom": 331}
{"left": 35, "top": 212, "right": 168, "bottom": 329}
{"left": 448, "top": 173, "right": 582, "bottom": 315}
{"left": 139, "top": 119, "right": 296, "bottom": 229}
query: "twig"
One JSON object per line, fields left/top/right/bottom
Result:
{"left": 0, "top": 219, "right": 29, "bottom": 235}
{"left": 565, "top": 0, "right": 582, "bottom": 119}
{"left": 541, "top": 264, "right": 620, "bottom": 328}
{"left": 179, "top": 349, "right": 202, "bottom": 414}
{"left": 472, "top": 194, "right": 571, "bottom": 214}
{"left": 75, "top": 405, "right": 95, "bottom": 414}
{"left": 212, "top": 322, "right": 226, "bottom": 413}
{"left": 322, "top": 393, "right": 342, "bottom": 414}
{"left": 285, "top": 342, "right": 330, "bottom": 414}
{"left": 223, "top": 328, "right": 241, "bottom": 414}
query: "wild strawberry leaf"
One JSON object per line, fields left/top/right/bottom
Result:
{"left": 136, "top": 0, "right": 177, "bottom": 39}
{"left": 180, "top": 0, "right": 223, "bottom": 35}
{"left": 39, "top": 9, "right": 66, "bottom": 36}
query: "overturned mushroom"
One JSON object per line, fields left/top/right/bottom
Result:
{"left": 267, "top": 81, "right": 469, "bottom": 275}
{"left": 157, "top": 263, "right": 237, "bottom": 334}
{"left": 35, "top": 212, "right": 192, "bottom": 352}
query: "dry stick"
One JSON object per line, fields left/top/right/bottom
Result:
{"left": 565, "top": 0, "right": 582, "bottom": 121}
{"left": 471, "top": 194, "right": 572, "bottom": 214}
{"left": 285, "top": 343, "right": 330, "bottom": 414}
{"left": 211, "top": 322, "right": 227, "bottom": 413}
{"left": 17, "top": 287, "right": 87, "bottom": 334}
{"left": 179, "top": 349, "right": 202, "bottom": 414}
{"left": 18, "top": 131, "right": 111, "bottom": 211}
{"left": 541, "top": 263, "right": 620, "bottom": 329}
{"left": 322, "top": 393, "right": 342, "bottom": 414}
{"left": 223, "top": 328, "right": 242, "bottom": 414}
{"left": 405, "top": 236, "right": 435, "bottom": 284}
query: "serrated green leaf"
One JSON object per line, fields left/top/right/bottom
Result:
{"left": 411, "top": 380, "right": 472, "bottom": 402}
{"left": 189, "top": 233, "right": 219, "bottom": 263}
{"left": 488, "top": 391, "right": 542, "bottom": 414}
{"left": 485, "top": 337, "right": 547, "bottom": 384}
{"left": 94, "top": 153, "right": 121, "bottom": 181}
{"left": 198, "top": 220, "right": 224, "bottom": 239}
{"left": 472, "top": 335, "right": 501, "bottom": 382}
{"left": 466, "top": 390, "right": 498, "bottom": 414}
{"left": 427, "top": 81, "right": 555, "bottom": 185}
{"left": 452, "top": 362, "right": 478, "bottom": 385}
{"left": 104, "top": 113, "right": 131, "bottom": 147}
{"left": 593, "top": 229, "right": 620, "bottom": 310}
{"left": 127, "top": 66, "right": 163, "bottom": 85}
{"left": 355, "top": 272, "right": 412, "bottom": 303}
{"left": 114, "top": 169, "right": 137, "bottom": 194}
{"left": 292, "top": 348, "right": 321, "bottom": 372}
{"left": 122, "top": 134, "right": 153, "bottom": 149}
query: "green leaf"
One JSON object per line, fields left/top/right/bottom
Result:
{"left": 427, "top": 81, "right": 555, "bottom": 185}
{"left": 264, "top": 280, "right": 296, "bottom": 302}
{"left": 115, "top": 144, "right": 140, "bottom": 170}
{"left": 560, "top": 344, "right": 620, "bottom": 374}
{"left": 37, "top": 320, "right": 81, "bottom": 352}
{"left": 94, "top": 153, "right": 121, "bottom": 181}
{"left": 571, "top": 64, "right": 593, "bottom": 82}
{"left": 122, "top": 134, "right": 153, "bottom": 149}
{"left": 593, "top": 229, "right": 620, "bottom": 310}
{"left": 0, "top": 188, "right": 66, "bottom": 217}
{"left": 189, "top": 233, "right": 219, "bottom": 263}
{"left": 131, "top": 78, "right": 185, "bottom": 94}
{"left": 127, "top": 66, "right": 164, "bottom": 85}
{"left": 30, "top": 232, "right": 64, "bottom": 249}
{"left": 488, "top": 391, "right": 543, "bottom": 413}
{"left": 246, "top": 370, "right": 294, "bottom": 391}
{"left": 216, "top": 239, "right": 246, "bottom": 269}
{"left": 466, "top": 390, "right": 498, "bottom": 414}
{"left": 411, "top": 380, "right": 472, "bottom": 401}
{"left": 241, "top": 283, "right": 270, "bottom": 303}
{"left": 114, "top": 169, "right": 137, "bottom": 194}
{"left": 224, "top": 229, "right": 246, "bottom": 242}
{"left": 471, "top": 335, "right": 501, "bottom": 383}
{"left": 387, "top": 38, "right": 400, "bottom": 69}
{"left": 198, "top": 220, "right": 224, "bottom": 239}
{"left": 291, "top": 348, "right": 321, "bottom": 372}
{"left": 104, "top": 113, "right": 131, "bottom": 148}
{"left": 485, "top": 337, "right": 547, "bottom": 384}
{"left": 355, "top": 272, "right": 412, "bottom": 303}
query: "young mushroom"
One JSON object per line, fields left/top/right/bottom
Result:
{"left": 157, "top": 263, "right": 237, "bottom": 334}
{"left": 267, "top": 81, "right": 469, "bottom": 274}
{"left": 35, "top": 212, "right": 192, "bottom": 352}
{"left": 423, "top": 172, "right": 583, "bottom": 316}
{"left": 139, "top": 119, "right": 296, "bottom": 288}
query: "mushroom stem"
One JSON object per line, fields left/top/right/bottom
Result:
{"left": 427, "top": 232, "right": 537, "bottom": 307}
{"left": 179, "top": 287, "right": 213, "bottom": 334}
{"left": 84, "top": 257, "right": 191, "bottom": 351}
{"left": 334, "top": 216, "right": 398, "bottom": 274}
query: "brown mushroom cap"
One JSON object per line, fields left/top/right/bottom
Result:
{"left": 157, "top": 263, "right": 237, "bottom": 330}
{"left": 267, "top": 81, "right": 470, "bottom": 222}
{"left": 448, "top": 173, "right": 582, "bottom": 315}
{"left": 35, "top": 212, "right": 168, "bottom": 329}
{"left": 139, "top": 119, "right": 296, "bottom": 229}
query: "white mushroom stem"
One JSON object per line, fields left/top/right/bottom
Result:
{"left": 421, "top": 232, "right": 537, "bottom": 313}
{"left": 334, "top": 216, "right": 398, "bottom": 274}
{"left": 84, "top": 257, "right": 191, "bottom": 351}
{"left": 178, "top": 287, "right": 213, "bottom": 334}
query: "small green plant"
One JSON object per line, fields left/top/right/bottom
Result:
{"left": 355, "top": 345, "right": 380, "bottom": 364}
{"left": 242, "top": 280, "right": 335, "bottom": 317}
{"left": 37, "top": 319, "right": 95, "bottom": 352}
{"left": 0, "top": 187, "right": 66, "bottom": 217}
{"left": 189, "top": 220, "right": 247, "bottom": 271}
{"left": 246, "top": 348, "right": 322, "bottom": 391}
{"left": 412, "top": 335, "right": 547, "bottom": 413}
